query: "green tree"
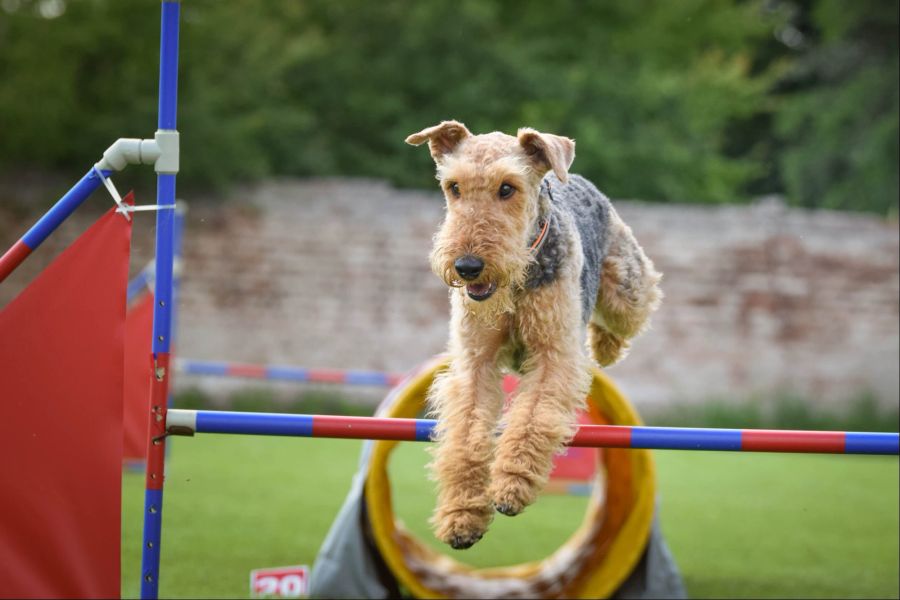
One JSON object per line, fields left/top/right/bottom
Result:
{"left": 772, "top": 0, "right": 899, "bottom": 214}
{"left": 1, "top": 0, "right": 895, "bottom": 213}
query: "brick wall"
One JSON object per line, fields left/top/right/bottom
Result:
{"left": 2, "top": 178, "right": 897, "bottom": 411}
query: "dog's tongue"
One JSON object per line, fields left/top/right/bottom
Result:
{"left": 466, "top": 283, "right": 491, "bottom": 296}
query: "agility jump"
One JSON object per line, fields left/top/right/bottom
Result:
{"left": 0, "top": 2, "right": 897, "bottom": 600}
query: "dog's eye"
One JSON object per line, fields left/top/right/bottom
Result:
{"left": 498, "top": 183, "right": 515, "bottom": 199}
{"left": 449, "top": 182, "right": 461, "bottom": 198}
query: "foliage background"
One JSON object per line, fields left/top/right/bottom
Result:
{"left": 0, "top": 0, "right": 897, "bottom": 214}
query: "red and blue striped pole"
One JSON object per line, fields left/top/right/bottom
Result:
{"left": 141, "top": 2, "right": 180, "bottom": 599}
{"left": 164, "top": 410, "right": 900, "bottom": 455}
{"left": 176, "top": 359, "right": 405, "bottom": 387}
{"left": 0, "top": 168, "right": 111, "bottom": 284}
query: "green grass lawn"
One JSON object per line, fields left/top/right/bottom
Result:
{"left": 122, "top": 436, "right": 899, "bottom": 599}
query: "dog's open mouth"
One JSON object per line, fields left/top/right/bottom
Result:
{"left": 466, "top": 282, "right": 496, "bottom": 301}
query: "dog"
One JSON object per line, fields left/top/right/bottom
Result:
{"left": 406, "top": 120, "right": 662, "bottom": 549}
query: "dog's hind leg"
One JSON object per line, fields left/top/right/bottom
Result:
{"left": 589, "top": 209, "right": 662, "bottom": 366}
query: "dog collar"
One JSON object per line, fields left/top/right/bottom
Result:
{"left": 529, "top": 179, "right": 555, "bottom": 256}
{"left": 529, "top": 218, "right": 550, "bottom": 255}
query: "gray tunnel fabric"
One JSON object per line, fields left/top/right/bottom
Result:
{"left": 308, "top": 435, "right": 686, "bottom": 599}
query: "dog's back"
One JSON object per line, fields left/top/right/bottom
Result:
{"left": 541, "top": 172, "right": 613, "bottom": 324}
{"left": 553, "top": 174, "right": 663, "bottom": 365}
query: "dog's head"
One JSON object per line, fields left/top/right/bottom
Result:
{"left": 406, "top": 121, "right": 574, "bottom": 315}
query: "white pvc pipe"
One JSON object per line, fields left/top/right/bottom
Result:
{"left": 165, "top": 409, "right": 197, "bottom": 433}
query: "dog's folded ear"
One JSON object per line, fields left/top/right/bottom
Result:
{"left": 517, "top": 128, "right": 576, "bottom": 184}
{"left": 405, "top": 121, "right": 471, "bottom": 162}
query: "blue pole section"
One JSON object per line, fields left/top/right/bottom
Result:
{"left": 157, "top": 1, "right": 180, "bottom": 131}
{"left": 21, "top": 168, "right": 111, "bottom": 250}
{"left": 171, "top": 205, "right": 184, "bottom": 344}
{"left": 1, "top": 168, "right": 110, "bottom": 284}
{"left": 172, "top": 206, "right": 185, "bottom": 269}
{"left": 141, "top": 2, "right": 180, "bottom": 599}
{"left": 151, "top": 175, "right": 176, "bottom": 355}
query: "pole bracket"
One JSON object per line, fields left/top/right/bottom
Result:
{"left": 95, "top": 130, "right": 179, "bottom": 174}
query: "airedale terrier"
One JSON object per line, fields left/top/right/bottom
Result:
{"left": 406, "top": 120, "right": 662, "bottom": 549}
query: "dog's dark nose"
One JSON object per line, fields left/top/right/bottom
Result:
{"left": 454, "top": 255, "right": 484, "bottom": 281}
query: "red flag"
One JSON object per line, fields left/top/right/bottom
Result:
{"left": 0, "top": 205, "right": 131, "bottom": 599}
{"left": 123, "top": 292, "right": 153, "bottom": 463}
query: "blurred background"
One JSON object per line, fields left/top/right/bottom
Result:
{"left": 0, "top": 2, "right": 897, "bottom": 598}
{"left": 1, "top": 0, "right": 896, "bottom": 426}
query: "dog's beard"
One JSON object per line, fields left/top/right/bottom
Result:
{"left": 431, "top": 246, "right": 532, "bottom": 326}
{"left": 457, "top": 283, "right": 516, "bottom": 326}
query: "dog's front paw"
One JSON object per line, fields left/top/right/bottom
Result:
{"left": 432, "top": 506, "right": 493, "bottom": 550}
{"left": 489, "top": 472, "right": 538, "bottom": 517}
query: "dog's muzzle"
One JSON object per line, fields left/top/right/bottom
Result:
{"left": 453, "top": 255, "right": 496, "bottom": 301}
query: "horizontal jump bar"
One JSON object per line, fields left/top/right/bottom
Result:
{"left": 165, "top": 410, "right": 900, "bottom": 455}
{"left": 176, "top": 359, "right": 405, "bottom": 387}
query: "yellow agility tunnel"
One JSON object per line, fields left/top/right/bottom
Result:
{"left": 310, "top": 355, "right": 685, "bottom": 599}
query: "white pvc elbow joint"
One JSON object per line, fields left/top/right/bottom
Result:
{"left": 97, "top": 130, "right": 180, "bottom": 174}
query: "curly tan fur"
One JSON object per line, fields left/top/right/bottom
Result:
{"left": 589, "top": 211, "right": 663, "bottom": 366}
{"left": 407, "top": 121, "right": 662, "bottom": 549}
